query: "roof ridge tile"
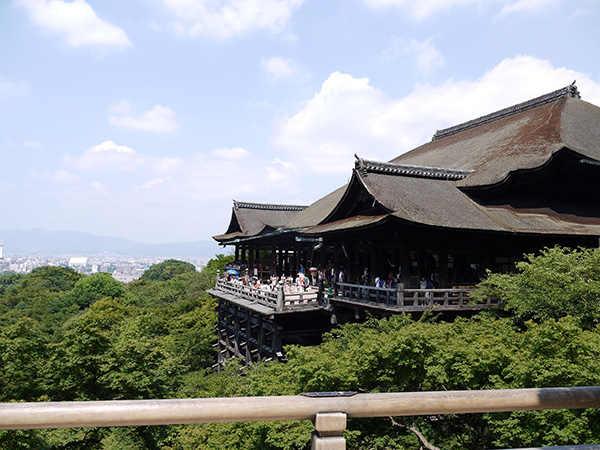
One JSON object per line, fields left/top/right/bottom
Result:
{"left": 233, "top": 200, "right": 308, "bottom": 211}
{"left": 354, "top": 156, "right": 472, "bottom": 180}
{"left": 432, "top": 82, "right": 581, "bottom": 141}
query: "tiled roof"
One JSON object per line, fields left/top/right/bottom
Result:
{"left": 355, "top": 156, "right": 472, "bottom": 180}
{"left": 233, "top": 200, "right": 307, "bottom": 212}
{"left": 432, "top": 83, "right": 580, "bottom": 141}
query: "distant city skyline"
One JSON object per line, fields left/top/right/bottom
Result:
{"left": 2, "top": 0, "right": 600, "bottom": 243}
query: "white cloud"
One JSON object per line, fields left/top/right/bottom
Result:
{"left": 107, "top": 99, "right": 131, "bottom": 115}
{"left": 381, "top": 37, "right": 445, "bottom": 73}
{"left": 361, "top": 0, "right": 563, "bottom": 19}
{"left": 0, "top": 76, "right": 29, "bottom": 101}
{"left": 14, "top": 0, "right": 131, "bottom": 50}
{"left": 161, "top": 0, "right": 304, "bottom": 39}
{"left": 261, "top": 56, "right": 299, "bottom": 81}
{"left": 27, "top": 56, "right": 600, "bottom": 243}
{"left": 499, "top": 0, "right": 558, "bottom": 16}
{"left": 63, "top": 140, "right": 143, "bottom": 171}
{"left": 152, "top": 156, "right": 184, "bottom": 174}
{"left": 266, "top": 158, "right": 297, "bottom": 182}
{"left": 361, "top": 0, "right": 477, "bottom": 19}
{"left": 212, "top": 147, "right": 252, "bottom": 160}
{"left": 137, "top": 177, "right": 170, "bottom": 189}
{"left": 272, "top": 56, "right": 600, "bottom": 178}
{"left": 90, "top": 181, "right": 105, "bottom": 190}
{"left": 46, "top": 170, "right": 77, "bottom": 184}
{"left": 24, "top": 140, "right": 43, "bottom": 148}
{"left": 108, "top": 104, "right": 179, "bottom": 134}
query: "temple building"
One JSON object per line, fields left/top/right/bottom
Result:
{"left": 210, "top": 83, "right": 600, "bottom": 367}
{"left": 214, "top": 83, "right": 600, "bottom": 289}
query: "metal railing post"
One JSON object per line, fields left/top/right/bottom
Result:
{"left": 311, "top": 412, "right": 346, "bottom": 450}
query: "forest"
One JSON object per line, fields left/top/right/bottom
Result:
{"left": 1, "top": 247, "right": 600, "bottom": 449}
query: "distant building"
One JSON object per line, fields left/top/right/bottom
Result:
{"left": 68, "top": 256, "right": 89, "bottom": 267}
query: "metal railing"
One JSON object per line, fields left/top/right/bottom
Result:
{"left": 1, "top": 387, "right": 599, "bottom": 449}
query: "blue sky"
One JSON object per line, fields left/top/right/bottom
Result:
{"left": 1, "top": 0, "right": 600, "bottom": 244}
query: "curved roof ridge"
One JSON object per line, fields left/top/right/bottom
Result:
{"left": 432, "top": 82, "right": 581, "bottom": 141}
{"left": 233, "top": 200, "right": 308, "bottom": 211}
{"left": 355, "top": 155, "right": 472, "bottom": 180}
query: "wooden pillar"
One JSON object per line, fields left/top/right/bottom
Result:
{"left": 370, "top": 243, "right": 379, "bottom": 285}
{"left": 417, "top": 249, "right": 426, "bottom": 280}
{"left": 277, "top": 246, "right": 283, "bottom": 275}
{"left": 234, "top": 245, "right": 239, "bottom": 262}
{"left": 439, "top": 248, "right": 449, "bottom": 288}
{"left": 347, "top": 245, "right": 356, "bottom": 283}
{"left": 248, "top": 247, "right": 255, "bottom": 276}
{"left": 333, "top": 244, "right": 340, "bottom": 280}
{"left": 312, "top": 413, "right": 346, "bottom": 450}
{"left": 257, "top": 316, "right": 265, "bottom": 363}
{"left": 480, "top": 247, "right": 492, "bottom": 279}
{"left": 399, "top": 243, "right": 411, "bottom": 287}
{"left": 291, "top": 247, "right": 298, "bottom": 276}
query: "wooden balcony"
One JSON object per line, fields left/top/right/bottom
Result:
{"left": 213, "top": 277, "right": 320, "bottom": 313}
{"left": 332, "top": 282, "right": 500, "bottom": 312}
{"left": 212, "top": 277, "right": 499, "bottom": 314}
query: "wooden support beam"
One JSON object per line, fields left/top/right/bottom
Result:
{"left": 312, "top": 413, "right": 346, "bottom": 450}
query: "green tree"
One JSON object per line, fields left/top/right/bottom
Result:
{"left": 61, "top": 272, "right": 126, "bottom": 309}
{"left": 474, "top": 246, "right": 600, "bottom": 328}
{"left": 0, "top": 317, "right": 46, "bottom": 401}
{"left": 3, "top": 266, "right": 82, "bottom": 308}
{"left": 141, "top": 259, "right": 197, "bottom": 282}
{"left": 0, "top": 271, "right": 25, "bottom": 297}
{"left": 197, "top": 253, "right": 234, "bottom": 291}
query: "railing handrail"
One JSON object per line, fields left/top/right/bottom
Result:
{"left": 1, "top": 387, "right": 599, "bottom": 430}
{"left": 215, "top": 277, "right": 318, "bottom": 311}
{"left": 336, "top": 281, "right": 476, "bottom": 293}
{"left": 332, "top": 281, "right": 499, "bottom": 311}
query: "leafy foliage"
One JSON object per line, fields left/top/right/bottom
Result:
{"left": 2, "top": 248, "right": 600, "bottom": 449}
{"left": 474, "top": 246, "right": 600, "bottom": 328}
{"left": 0, "top": 257, "right": 221, "bottom": 448}
{"left": 61, "top": 273, "right": 126, "bottom": 309}
{"left": 140, "top": 259, "right": 197, "bottom": 282}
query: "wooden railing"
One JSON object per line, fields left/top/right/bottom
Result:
{"left": 1, "top": 387, "right": 599, "bottom": 449}
{"left": 334, "top": 282, "right": 498, "bottom": 311}
{"left": 215, "top": 277, "right": 499, "bottom": 313}
{"left": 215, "top": 276, "right": 319, "bottom": 311}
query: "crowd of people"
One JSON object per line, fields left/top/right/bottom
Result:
{"left": 222, "top": 268, "right": 319, "bottom": 294}
{"left": 223, "top": 261, "right": 439, "bottom": 294}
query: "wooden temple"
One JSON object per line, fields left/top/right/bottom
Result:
{"left": 209, "top": 83, "right": 600, "bottom": 368}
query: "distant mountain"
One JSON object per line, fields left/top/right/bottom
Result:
{"left": 0, "top": 229, "right": 223, "bottom": 258}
